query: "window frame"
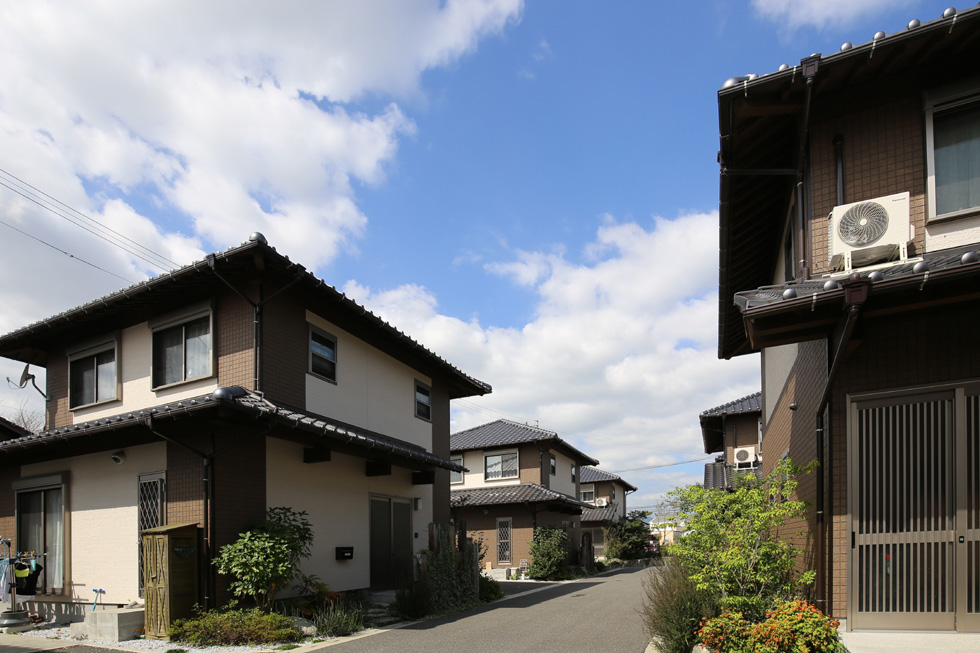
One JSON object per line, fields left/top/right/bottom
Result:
{"left": 496, "top": 517, "right": 512, "bottom": 565}
{"left": 580, "top": 484, "right": 595, "bottom": 503}
{"left": 925, "top": 88, "right": 980, "bottom": 223}
{"left": 414, "top": 380, "right": 432, "bottom": 421}
{"left": 549, "top": 453, "right": 556, "bottom": 476}
{"left": 450, "top": 456, "right": 463, "bottom": 484}
{"left": 484, "top": 450, "right": 519, "bottom": 481}
{"left": 67, "top": 338, "right": 119, "bottom": 410}
{"left": 13, "top": 473, "right": 67, "bottom": 596}
{"left": 150, "top": 305, "right": 213, "bottom": 390}
{"left": 571, "top": 463, "right": 577, "bottom": 484}
{"left": 308, "top": 325, "right": 338, "bottom": 383}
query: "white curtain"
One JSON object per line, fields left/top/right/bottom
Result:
{"left": 935, "top": 103, "right": 980, "bottom": 215}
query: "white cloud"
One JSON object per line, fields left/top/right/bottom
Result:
{"left": 751, "top": 0, "right": 917, "bottom": 31}
{"left": 352, "top": 212, "right": 760, "bottom": 499}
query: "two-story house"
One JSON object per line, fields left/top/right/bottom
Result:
{"left": 717, "top": 8, "right": 980, "bottom": 632}
{"left": 699, "top": 392, "right": 762, "bottom": 491}
{"left": 448, "top": 419, "right": 597, "bottom": 573}
{"left": 0, "top": 234, "right": 490, "bottom": 621}
{"left": 578, "top": 466, "right": 636, "bottom": 559}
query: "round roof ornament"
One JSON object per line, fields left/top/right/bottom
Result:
{"left": 873, "top": 31, "right": 886, "bottom": 41}
{"left": 961, "top": 251, "right": 980, "bottom": 264}
{"left": 823, "top": 279, "right": 840, "bottom": 291}
{"left": 782, "top": 288, "right": 798, "bottom": 300}
{"left": 868, "top": 270, "right": 884, "bottom": 282}
{"left": 913, "top": 261, "right": 930, "bottom": 274}
{"left": 907, "top": 19, "right": 921, "bottom": 29}
{"left": 212, "top": 387, "right": 234, "bottom": 401}
{"left": 840, "top": 42, "right": 853, "bottom": 52}
{"left": 943, "top": 7, "right": 957, "bottom": 19}
{"left": 249, "top": 232, "right": 268, "bottom": 245}
{"left": 778, "top": 63, "right": 790, "bottom": 71}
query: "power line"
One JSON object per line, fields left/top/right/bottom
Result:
{"left": 0, "top": 168, "right": 180, "bottom": 272}
{"left": 609, "top": 457, "right": 713, "bottom": 473}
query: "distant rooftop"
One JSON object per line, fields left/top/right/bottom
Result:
{"left": 580, "top": 466, "right": 637, "bottom": 492}
{"left": 450, "top": 419, "right": 599, "bottom": 465}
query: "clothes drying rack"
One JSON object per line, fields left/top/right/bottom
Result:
{"left": 0, "top": 538, "right": 36, "bottom": 630}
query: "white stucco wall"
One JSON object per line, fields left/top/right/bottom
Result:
{"left": 265, "top": 439, "right": 433, "bottom": 593}
{"left": 924, "top": 214, "right": 980, "bottom": 252}
{"left": 549, "top": 450, "right": 577, "bottom": 497}
{"left": 72, "top": 322, "right": 217, "bottom": 422}
{"left": 305, "top": 311, "right": 432, "bottom": 450}
{"left": 20, "top": 442, "right": 167, "bottom": 607}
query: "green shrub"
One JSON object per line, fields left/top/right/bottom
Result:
{"left": 698, "top": 601, "right": 847, "bottom": 653}
{"left": 393, "top": 579, "right": 430, "bottom": 619}
{"left": 214, "top": 507, "right": 314, "bottom": 611}
{"left": 528, "top": 527, "right": 569, "bottom": 580}
{"left": 312, "top": 600, "right": 364, "bottom": 637}
{"left": 479, "top": 574, "right": 504, "bottom": 602}
{"left": 169, "top": 607, "right": 301, "bottom": 646}
{"left": 423, "top": 529, "right": 480, "bottom": 614}
{"left": 604, "top": 510, "right": 653, "bottom": 560}
{"left": 642, "top": 557, "right": 718, "bottom": 653}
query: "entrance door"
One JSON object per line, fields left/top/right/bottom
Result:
{"left": 370, "top": 496, "right": 413, "bottom": 590}
{"left": 849, "top": 386, "right": 980, "bottom": 631}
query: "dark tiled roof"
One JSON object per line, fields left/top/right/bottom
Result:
{"left": 579, "top": 466, "right": 638, "bottom": 492}
{"left": 0, "top": 237, "right": 490, "bottom": 399}
{"left": 0, "top": 415, "right": 31, "bottom": 440}
{"left": 704, "top": 461, "right": 728, "bottom": 491}
{"left": 0, "top": 386, "right": 463, "bottom": 472}
{"left": 450, "top": 482, "right": 592, "bottom": 509}
{"left": 581, "top": 501, "right": 621, "bottom": 524}
{"left": 700, "top": 392, "right": 761, "bottom": 418}
{"left": 450, "top": 419, "right": 599, "bottom": 465}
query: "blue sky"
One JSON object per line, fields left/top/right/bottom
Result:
{"left": 0, "top": 0, "right": 954, "bottom": 507}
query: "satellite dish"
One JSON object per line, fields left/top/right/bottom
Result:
{"left": 7, "top": 364, "right": 48, "bottom": 400}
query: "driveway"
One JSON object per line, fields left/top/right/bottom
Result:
{"left": 311, "top": 566, "right": 651, "bottom": 653}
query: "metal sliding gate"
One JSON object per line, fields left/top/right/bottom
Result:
{"left": 849, "top": 386, "right": 980, "bottom": 631}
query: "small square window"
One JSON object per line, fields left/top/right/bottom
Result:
{"left": 485, "top": 452, "right": 518, "bottom": 480}
{"left": 415, "top": 381, "right": 431, "bottom": 421}
{"left": 450, "top": 456, "right": 463, "bottom": 484}
{"left": 69, "top": 344, "right": 117, "bottom": 408}
{"left": 549, "top": 453, "right": 556, "bottom": 476}
{"left": 310, "top": 327, "right": 337, "bottom": 382}
{"left": 153, "top": 315, "right": 211, "bottom": 388}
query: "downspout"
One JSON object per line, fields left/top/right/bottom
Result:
{"left": 813, "top": 276, "right": 870, "bottom": 611}
{"left": 795, "top": 55, "right": 820, "bottom": 281}
{"left": 206, "top": 254, "right": 305, "bottom": 393}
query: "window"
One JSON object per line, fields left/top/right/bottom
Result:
{"left": 450, "top": 456, "right": 463, "bottom": 484}
{"left": 138, "top": 472, "right": 166, "bottom": 596}
{"left": 571, "top": 464, "right": 577, "bottom": 484}
{"left": 309, "top": 327, "right": 337, "bottom": 382}
{"left": 415, "top": 381, "right": 431, "bottom": 420}
{"left": 69, "top": 343, "right": 117, "bottom": 408}
{"left": 927, "top": 95, "right": 980, "bottom": 221}
{"left": 152, "top": 315, "right": 211, "bottom": 387}
{"left": 14, "top": 474, "right": 65, "bottom": 595}
{"left": 549, "top": 453, "right": 556, "bottom": 475}
{"left": 580, "top": 485, "right": 595, "bottom": 503}
{"left": 485, "top": 452, "right": 518, "bottom": 480}
{"left": 497, "top": 518, "right": 512, "bottom": 564}
{"left": 611, "top": 485, "right": 617, "bottom": 501}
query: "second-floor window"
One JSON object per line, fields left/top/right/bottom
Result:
{"left": 69, "top": 343, "right": 117, "bottom": 408}
{"left": 611, "top": 485, "right": 617, "bottom": 501}
{"left": 571, "top": 464, "right": 576, "bottom": 484}
{"left": 550, "top": 453, "right": 556, "bottom": 475}
{"left": 152, "top": 315, "right": 211, "bottom": 388}
{"left": 309, "top": 327, "right": 337, "bottom": 382}
{"left": 927, "top": 95, "right": 980, "bottom": 220}
{"left": 415, "top": 381, "right": 431, "bottom": 421}
{"left": 580, "top": 485, "right": 595, "bottom": 503}
{"left": 485, "top": 452, "right": 518, "bottom": 480}
{"left": 450, "top": 456, "right": 463, "bottom": 484}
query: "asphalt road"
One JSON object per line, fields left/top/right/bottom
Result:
{"left": 320, "top": 566, "right": 651, "bottom": 653}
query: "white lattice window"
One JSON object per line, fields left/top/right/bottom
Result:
{"left": 497, "top": 518, "right": 512, "bottom": 564}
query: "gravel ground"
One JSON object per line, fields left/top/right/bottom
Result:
{"left": 18, "top": 623, "right": 328, "bottom": 652}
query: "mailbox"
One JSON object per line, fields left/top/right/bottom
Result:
{"left": 336, "top": 546, "right": 354, "bottom": 561}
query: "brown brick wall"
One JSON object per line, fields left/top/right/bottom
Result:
{"left": 46, "top": 357, "right": 69, "bottom": 429}
{"left": 216, "top": 287, "right": 257, "bottom": 391}
{"left": 454, "top": 504, "right": 581, "bottom": 569}
{"left": 808, "top": 97, "right": 925, "bottom": 276}
{"left": 725, "top": 413, "right": 761, "bottom": 461}
{"left": 431, "top": 381, "right": 451, "bottom": 525}
{"left": 260, "top": 292, "right": 306, "bottom": 407}
{"left": 517, "top": 443, "right": 545, "bottom": 485}
{"left": 0, "top": 466, "right": 15, "bottom": 550}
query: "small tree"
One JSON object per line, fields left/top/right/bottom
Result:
{"left": 604, "top": 510, "right": 652, "bottom": 560}
{"left": 528, "top": 527, "right": 569, "bottom": 579}
{"left": 214, "top": 507, "right": 314, "bottom": 611}
{"left": 668, "top": 458, "right": 814, "bottom": 622}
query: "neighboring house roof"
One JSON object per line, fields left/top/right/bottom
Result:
{"left": 716, "top": 6, "right": 980, "bottom": 359}
{"left": 0, "top": 235, "right": 490, "bottom": 400}
{"left": 581, "top": 501, "right": 621, "bottom": 524}
{"left": 700, "top": 392, "right": 761, "bottom": 454}
{"left": 450, "top": 482, "right": 593, "bottom": 510}
{"left": 579, "top": 466, "right": 638, "bottom": 492}
{"left": 703, "top": 459, "right": 728, "bottom": 491}
{"left": 0, "top": 415, "right": 31, "bottom": 440}
{"left": 450, "top": 419, "right": 599, "bottom": 465}
{"left": 0, "top": 386, "right": 464, "bottom": 473}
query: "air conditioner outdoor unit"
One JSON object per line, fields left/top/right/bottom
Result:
{"left": 829, "top": 191, "right": 912, "bottom": 272}
{"left": 733, "top": 446, "right": 756, "bottom": 468}
{"left": 596, "top": 498, "right": 608, "bottom": 507}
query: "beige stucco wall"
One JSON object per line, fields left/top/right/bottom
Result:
{"left": 265, "top": 439, "right": 433, "bottom": 593}
{"left": 72, "top": 322, "right": 217, "bottom": 422}
{"left": 305, "top": 311, "right": 432, "bottom": 451}
{"left": 21, "top": 442, "right": 167, "bottom": 606}
{"left": 548, "top": 450, "right": 577, "bottom": 497}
